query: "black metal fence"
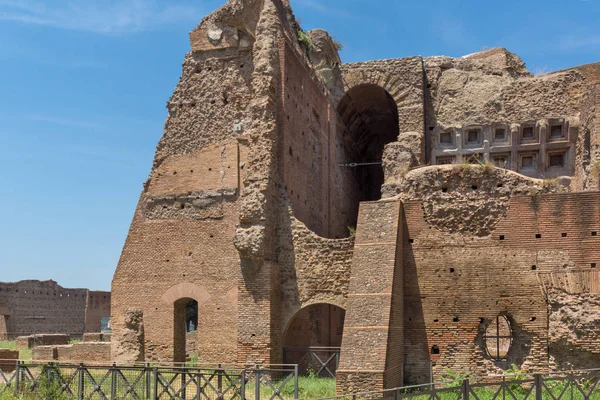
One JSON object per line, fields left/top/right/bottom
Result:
{"left": 0, "top": 361, "right": 299, "bottom": 399}
{"left": 314, "top": 369, "right": 600, "bottom": 400}
{"left": 283, "top": 347, "right": 340, "bottom": 378}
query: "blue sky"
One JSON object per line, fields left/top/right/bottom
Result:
{"left": 0, "top": 0, "right": 598, "bottom": 291}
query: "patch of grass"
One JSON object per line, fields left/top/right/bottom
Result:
{"left": 347, "top": 226, "right": 356, "bottom": 237}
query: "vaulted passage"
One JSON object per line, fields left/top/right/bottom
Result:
{"left": 338, "top": 84, "right": 399, "bottom": 202}
{"left": 283, "top": 304, "right": 345, "bottom": 376}
{"left": 173, "top": 298, "right": 198, "bottom": 363}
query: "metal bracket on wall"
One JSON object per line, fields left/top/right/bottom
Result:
{"left": 339, "top": 162, "right": 383, "bottom": 168}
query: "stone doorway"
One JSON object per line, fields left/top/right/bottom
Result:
{"left": 173, "top": 298, "right": 198, "bottom": 363}
{"left": 283, "top": 304, "right": 345, "bottom": 376}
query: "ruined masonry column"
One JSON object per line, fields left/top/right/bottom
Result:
{"left": 336, "top": 199, "right": 404, "bottom": 394}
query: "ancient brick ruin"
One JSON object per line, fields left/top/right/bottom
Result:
{"left": 111, "top": 0, "right": 600, "bottom": 393}
{"left": 0, "top": 280, "right": 110, "bottom": 339}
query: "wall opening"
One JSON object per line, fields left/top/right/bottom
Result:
{"left": 337, "top": 84, "right": 399, "bottom": 224}
{"left": 283, "top": 303, "right": 345, "bottom": 376}
{"left": 173, "top": 298, "right": 197, "bottom": 363}
{"left": 483, "top": 315, "right": 513, "bottom": 360}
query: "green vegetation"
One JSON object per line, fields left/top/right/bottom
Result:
{"left": 297, "top": 30, "right": 313, "bottom": 56}
{"left": 347, "top": 226, "right": 356, "bottom": 237}
{"left": 0, "top": 341, "right": 31, "bottom": 361}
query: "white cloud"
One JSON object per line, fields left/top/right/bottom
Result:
{"left": 0, "top": 0, "right": 204, "bottom": 34}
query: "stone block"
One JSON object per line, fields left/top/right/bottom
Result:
{"left": 70, "top": 342, "right": 111, "bottom": 362}
{"left": 32, "top": 346, "right": 57, "bottom": 361}
{"left": 55, "top": 345, "right": 74, "bottom": 361}
{"left": 0, "top": 349, "right": 18, "bottom": 372}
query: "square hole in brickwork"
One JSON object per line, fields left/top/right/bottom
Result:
{"left": 499, "top": 235, "right": 505, "bottom": 240}
{"left": 592, "top": 231, "right": 598, "bottom": 236}
{"left": 592, "top": 263, "right": 597, "bottom": 268}
{"left": 561, "top": 233, "right": 567, "bottom": 237}
{"left": 408, "top": 239, "right": 414, "bottom": 244}
{"left": 431, "top": 345, "right": 440, "bottom": 354}
{"left": 479, "top": 317, "right": 485, "bottom": 324}
{"left": 536, "top": 234, "right": 542, "bottom": 239}
{"left": 531, "top": 265, "right": 537, "bottom": 270}
{"left": 450, "top": 268, "right": 455, "bottom": 273}
{"left": 453, "top": 316, "right": 460, "bottom": 322}
{"left": 442, "top": 187, "right": 448, "bottom": 193}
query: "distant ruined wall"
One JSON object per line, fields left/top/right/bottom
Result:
{"left": 0, "top": 280, "right": 109, "bottom": 339}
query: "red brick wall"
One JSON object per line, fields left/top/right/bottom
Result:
{"left": 402, "top": 192, "right": 600, "bottom": 383}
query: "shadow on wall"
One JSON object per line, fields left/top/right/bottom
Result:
{"left": 337, "top": 84, "right": 399, "bottom": 226}
{"left": 402, "top": 213, "right": 431, "bottom": 385}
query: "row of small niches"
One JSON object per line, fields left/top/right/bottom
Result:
{"left": 407, "top": 231, "right": 598, "bottom": 244}
{"left": 436, "top": 150, "right": 569, "bottom": 170}
{"left": 437, "top": 120, "right": 571, "bottom": 148}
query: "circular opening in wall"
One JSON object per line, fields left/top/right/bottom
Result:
{"left": 484, "top": 315, "right": 513, "bottom": 360}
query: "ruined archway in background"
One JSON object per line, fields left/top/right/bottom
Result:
{"left": 337, "top": 84, "right": 399, "bottom": 225}
{"left": 283, "top": 303, "right": 345, "bottom": 376}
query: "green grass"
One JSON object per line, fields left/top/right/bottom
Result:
{"left": 0, "top": 341, "right": 30, "bottom": 361}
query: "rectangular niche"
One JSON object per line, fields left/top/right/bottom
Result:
{"left": 547, "top": 151, "right": 567, "bottom": 168}
{"left": 547, "top": 118, "right": 567, "bottom": 142}
{"left": 492, "top": 125, "right": 510, "bottom": 144}
{"left": 464, "top": 127, "right": 483, "bottom": 147}
{"left": 519, "top": 152, "right": 538, "bottom": 172}
{"left": 439, "top": 130, "right": 454, "bottom": 147}
{"left": 520, "top": 122, "right": 538, "bottom": 144}
{"left": 436, "top": 156, "right": 455, "bottom": 165}
{"left": 491, "top": 153, "right": 511, "bottom": 169}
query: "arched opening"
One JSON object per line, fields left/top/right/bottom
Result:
{"left": 173, "top": 298, "right": 198, "bottom": 363}
{"left": 337, "top": 84, "right": 399, "bottom": 226}
{"left": 283, "top": 303, "right": 345, "bottom": 377}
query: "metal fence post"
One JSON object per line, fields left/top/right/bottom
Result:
{"left": 78, "top": 363, "right": 84, "bottom": 400}
{"left": 14, "top": 360, "right": 20, "bottom": 397}
{"left": 293, "top": 364, "right": 299, "bottom": 400}
{"left": 111, "top": 363, "right": 117, "bottom": 400}
{"left": 535, "top": 374, "right": 542, "bottom": 400}
{"left": 255, "top": 365, "right": 261, "bottom": 400}
{"left": 240, "top": 369, "right": 246, "bottom": 400}
{"left": 218, "top": 363, "right": 223, "bottom": 395}
{"left": 462, "top": 378, "right": 470, "bottom": 400}
{"left": 145, "top": 363, "right": 151, "bottom": 400}
{"left": 153, "top": 367, "right": 159, "bottom": 400}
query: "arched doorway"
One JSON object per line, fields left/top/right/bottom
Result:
{"left": 337, "top": 84, "right": 399, "bottom": 226}
{"left": 173, "top": 298, "right": 198, "bottom": 363}
{"left": 283, "top": 303, "right": 345, "bottom": 377}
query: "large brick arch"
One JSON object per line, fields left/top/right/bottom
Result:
{"left": 161, "top": 282, "right": 211, "bottom": 306}
{"left": 340, "top": 58, "right": 426, "bottom": 135}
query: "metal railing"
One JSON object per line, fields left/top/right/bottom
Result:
{"left": 283, "top": 347, "right": 340, "bottom": 378}
{"left": 314, "top": 368, "right": 600, "bottom": 400}
{"left": 0, "top": 360, "right": 299, "bottom": 399}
